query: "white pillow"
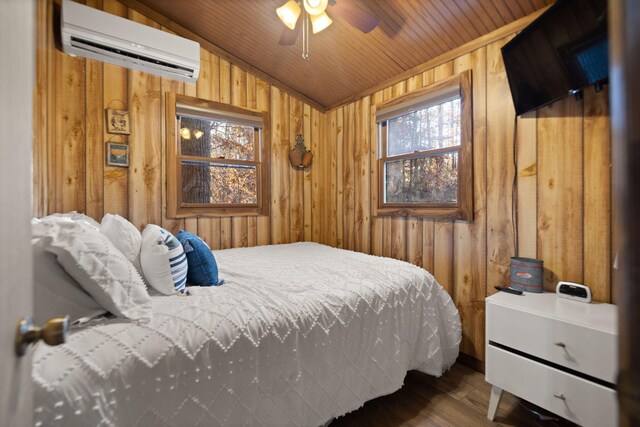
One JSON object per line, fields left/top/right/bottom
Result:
{"left": 49, "top": 211, "right": 100, "bottom": 230}
{"left": 100, "top": 214, "right": 143, "bottom": 275}
{"left": 32, "top": 216, "right": 152, "bottom": 321}
{"left": 33, "top": 242, "right": 106, "bottom": 326}
{"left": 140, "top": 224, "right": 188, "bottom": 295}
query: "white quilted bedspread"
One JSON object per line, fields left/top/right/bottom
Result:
{"left": 33, "top": 243, "right": 461, "bottom": 427}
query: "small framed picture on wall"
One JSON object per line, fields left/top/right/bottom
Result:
{"left": 106, "top": 142, "right": 129, "bottom": 167}
{"left": 106, "top": 108, "right": 131, "bottom": 135}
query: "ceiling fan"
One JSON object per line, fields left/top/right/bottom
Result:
{"left": 276, "top": 0, "right": 379, "bottom": 59}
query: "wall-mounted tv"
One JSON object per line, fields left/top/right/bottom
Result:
{"left": 501, "top": 0, "right": 608, "bottom": 116}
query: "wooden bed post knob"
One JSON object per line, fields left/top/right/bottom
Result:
{"left": 15, "top": 315, "right": 70, "bottom": 356}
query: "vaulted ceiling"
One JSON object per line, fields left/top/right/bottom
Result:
{"left": 122, "top": 0, "right": 554, "bottom": 110}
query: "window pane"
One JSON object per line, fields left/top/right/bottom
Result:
{"left": 384, "top": 152, "right": 458, "bottom": 204}
{"left": 387, "top": 98, "right": 461, "bottom": 156}
{"left": 182, "top": 161, "right": 257, "bottom": 205}
{"left": 179, "top": 116, "right": 256, "bottom": 161}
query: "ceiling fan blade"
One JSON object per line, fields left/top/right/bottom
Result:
{"left": 328, "top": 0, "right": 379, "bottom": 33}
{"left": 278, "top": 18, "right": 301, "bottom": 46}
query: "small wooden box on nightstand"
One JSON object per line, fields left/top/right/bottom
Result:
{"left": 485, "top": 291, "right": 618, "bottom": 426}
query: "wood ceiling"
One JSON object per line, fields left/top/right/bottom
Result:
{"left": 123, "top": 0, "right": 554, "bottom": 110}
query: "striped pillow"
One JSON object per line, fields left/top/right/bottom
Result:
{"left": 159, "top": 228, "right": 188, "bottom": 293}
{"left": 140, "top": 225, "right": 188, "bottom": 295}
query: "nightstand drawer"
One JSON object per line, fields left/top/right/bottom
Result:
{"left": 486, "top": 345, "right": 617, "bottom": 427}
{"left": 487, "top": 301, "right": 617, "bottom": 383}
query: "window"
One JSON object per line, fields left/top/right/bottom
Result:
{"left": 375, "top": 71, "right": 473, "bottom": 220}
{"left": 166, "top": 94, "right": 270, "bottom": 218}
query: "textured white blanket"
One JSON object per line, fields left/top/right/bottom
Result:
{"left": 33, "top": 242, "right": 461, "bottom": 427}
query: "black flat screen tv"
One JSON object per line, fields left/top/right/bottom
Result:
{"left": 501, "top": 0, "right": 608, "bottom": 116}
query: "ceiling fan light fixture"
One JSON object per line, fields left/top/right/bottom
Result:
{"left": 277, "top": 0, "right": 301, "bottom": 30}
{"left": 303, "top": 0, "right": 328, "bottom": 16}
{"left": 310, "top": 12, "right": 332, "bottom": 34}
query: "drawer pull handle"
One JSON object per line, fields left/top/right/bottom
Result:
{"left": 553, "top": 393, "right": 566, "bottom": 401}
{"left": 554, "top": 342, "right": 566, "bottom": 348}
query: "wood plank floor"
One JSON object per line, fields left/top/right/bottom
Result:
{"left": 330, "top": 363, "right": 577, "bottom": 426}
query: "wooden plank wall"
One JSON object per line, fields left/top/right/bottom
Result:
{"left": 322, "top": 36, "right": 613, "bottom": 363}
{"left": 34, "top": 1, "right": 613, "bottom": 364}
{"left": 34, "top": 0, "right": 324, "bottom": 251}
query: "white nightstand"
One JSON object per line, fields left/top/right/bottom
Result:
{"left": 485, "top": 292, "right": 618, "bottom": 426}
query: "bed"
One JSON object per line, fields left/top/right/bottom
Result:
{"left": 33, "top": 242, "right": 461, "bottom": 427}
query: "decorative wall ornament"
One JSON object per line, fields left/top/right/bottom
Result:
{"left": 288, "top": 134, "right": 313, "bottom": 168}
{"left": 106, "top": 139, "right": 129, "bottom": 167}
{"left": 106, "top": 99, "right": 130, "bottom": 135}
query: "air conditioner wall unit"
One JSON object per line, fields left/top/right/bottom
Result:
{"left": 61, "top": 0, "right": 200, "bottom": 83}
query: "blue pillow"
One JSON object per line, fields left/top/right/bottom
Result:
{"left": 176, "top": 230, "right": 224, "bottom": 287}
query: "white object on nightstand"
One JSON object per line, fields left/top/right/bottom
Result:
{"left": 485, "top": 292, "right": 618, "bottom": 427}
{"left": 556, "top": 281, "right": 592, "bottom": 303}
